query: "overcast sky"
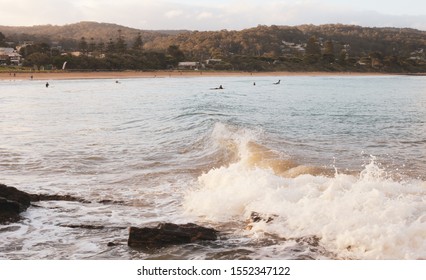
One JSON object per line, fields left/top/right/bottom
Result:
{"left": 0, "top": 0, "right": 425, "bottom": 30}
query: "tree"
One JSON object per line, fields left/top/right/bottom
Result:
{"left": 115, "top": 29, "right": 127, "bottom": 53}
{"left": 305, "top": 36, "right": 321, "bottom": 61}
{"left": 106, "top": 38, "right": 115, "bottom": 53}
{"left": 0, "top": 32, "right": 6, "bottom": 47}
{"left": 322, "top": 40, "right": 335, "bottom": 63}
{"left": 88, "top": 37, "right": 96, "bottom": 52}
{"left": 132, "top": 33, "right": 143, "bottom": 51}
{"left": 19, "top": 43, "right": 51, "bottom": 57}
{"left": 166, "top": 45, "right": 185, "bottom": 66}
{"left": 79, "top": 37, "right": 88, "bottom": 53}
{"left": 23, "top": 52, "right": 50, "bottom": 69}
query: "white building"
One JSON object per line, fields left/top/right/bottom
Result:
{"left": 178, "top": 62, "right": 200, "bottom": 70}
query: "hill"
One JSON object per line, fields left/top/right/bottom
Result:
{"left": 1, "top": 21, "right": 424, "bottom": 56}
{"left": 1, "top": 22, "right": 425, "bottom": 72}
{"left": 0, "top": 21, "right": 187, "bottom": 49}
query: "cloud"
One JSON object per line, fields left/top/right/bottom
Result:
{"left": 165, "top": 10, "right": 184, "bottom": 18}
{"left": 196, "top": 12, "right": 214, "bottom": 20}
{"left": 0, "top": 0, "right": 425, "bottom": 30}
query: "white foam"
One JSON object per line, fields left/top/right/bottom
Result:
{"left": 183, "top": 126, "right": 426, "bottom": 259}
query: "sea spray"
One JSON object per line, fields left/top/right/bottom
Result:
{"left": 184, "top": 128, "right": 426, "bottom": 259}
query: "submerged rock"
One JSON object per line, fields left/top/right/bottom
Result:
{"left": 128, "top": 223, "right": 218, "bottom": 249}
{"left": 29, "top": 193, "right": 87, "bottom": 203}
{"left": 0, "top": 183, "right": 89, "bottom": 224}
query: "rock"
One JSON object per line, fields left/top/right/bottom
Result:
{"left": 246, "top": 211, "right": 277, "bottom": 230}
{"left": 0, "top": 197, "right": 22, "bottom": 224}
{"left": 0, "top": 184, "right": 32, "bottom": 224}
{"left": 249, "top": 212, "right": 275, "bottom": 223}
{"left": 107, "top": 241, "right": 120, "bottom": 247}
{"left": 29, "top": 193, "right": 87, "bottom": 203}
{"left": 0, "top": 183, "right": 31, "bottom": 210}
{"left": 59, "top": 224, "right": 127, "bottom": 230}
{"left": 128, "top": 223, "right": 218, "bottom": 249}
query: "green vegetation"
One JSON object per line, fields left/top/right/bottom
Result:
{"left": 0, "top": 22, "right": 425, "bottom": 73}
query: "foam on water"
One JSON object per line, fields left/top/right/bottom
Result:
{"left": 184, "top": 123, "right": 426, "bottom": 259}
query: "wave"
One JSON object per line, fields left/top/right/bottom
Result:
{"left": 183, "top": 123, "right": 426, "bottom": 259}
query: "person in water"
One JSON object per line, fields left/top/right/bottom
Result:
{"left": 274, "top": 80, "right": 281, "bottom": 84}
{"left": 45, "top": 82, "right": 49, "bottom": 88}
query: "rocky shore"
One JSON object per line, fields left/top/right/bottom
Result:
{"left": 0, "top": 183, "right": 219, "bottom": 250}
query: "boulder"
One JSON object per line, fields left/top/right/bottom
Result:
{"left": 0, "top": 184, "right": 32, "bottom": 224}
{"left": 0, "top": 183, "right": 31, "bottom": 210}
{"left": 128, "top": 223, "right": 218, "bottom": 249}
{"left": 0, "top": 197, "right": 22, "bottom": 224}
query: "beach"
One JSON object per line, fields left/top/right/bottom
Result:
{"left": 0, "top": 70, "right": 392, "bottom": 81}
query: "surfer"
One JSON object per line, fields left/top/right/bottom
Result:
{"left": 211, "top": 85, "right": 224, "bottom": 90}
{"left": 273, "top": 80, "right": 281, "bottom": 85}
{"left": 45, "top": 82, "right": 49, "bottom": 88}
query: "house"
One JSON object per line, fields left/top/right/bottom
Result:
{"left": 0, "top": 47, "right": 22, "bottom": 65}
{"left": 178, "top": 62, "right": 200, "bottom": 70}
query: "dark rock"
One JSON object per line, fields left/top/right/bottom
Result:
{"left": 246, "top": 212, "right": 277, "bottom": 230}
{"left": 29, "top": 193, "right": 87, "bottom": 203}
{"left": 0, "top": 184, "right": 32, "bottom": 224}
{"left": 249, "top": 212, "right": 275, "bottom": 223}
{"left": 0, "top": 197, "right": 22, "bottom": 224}
{"left": 107, "top": 242, "right": 119, "bottom": 247}
{"left": 128, "top": 223, "right": 218, "bottom": 249}
{"left": 0, "top": 183, "right": 31, "bottom": 211}
{"left": 59, "top": 224, "right": 127, "bottom": 230}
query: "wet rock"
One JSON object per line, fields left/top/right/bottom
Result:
{"left": 107, "top": 241, "right": 120, "bottom": 247}
{"left": 295, "top": 235, "right": 321, "bottom": 247}
{"left": 0, "top": 184, "right": 31, "bottom": 210}
{"left": 29, "top": 193, "right": 87, "bottom": 203}
{"left": 128, "top": 223, "right": 218, "bottom": 249}
{"left": 0, "top": 197, "right": 22, "bottom": 224}
{"left": 0, "top": 184, "right": 32, "bottom": 224}
{"left": 59, "top": 224, "right": 127, "bottom": 230}
{"left": 246, "top": 212, "right": 277, "bottom": 230}
{"left": 249, "top": 212, "right": 276, "bottom": 223}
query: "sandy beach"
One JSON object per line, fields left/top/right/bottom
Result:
{"left": 0, "top": 70, "right": 394, "bottom": 81}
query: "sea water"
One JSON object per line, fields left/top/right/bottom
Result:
{"left": 0, "top": 75, "right": 425, "bottom": 259}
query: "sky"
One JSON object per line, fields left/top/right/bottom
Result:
{"left": 0, "top": 0, "right": 425, "bottom": 31}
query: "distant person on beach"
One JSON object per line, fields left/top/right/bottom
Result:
{"left": 46, "top": 82, "right": 49, "bottom": 88}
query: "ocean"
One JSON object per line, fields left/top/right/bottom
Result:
{"left": 0, "top": 75, "right": 425, "bottom": 260}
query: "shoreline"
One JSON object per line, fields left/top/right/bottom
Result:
{"left": 0, "top": 70, "right": 423, "bottom": 81}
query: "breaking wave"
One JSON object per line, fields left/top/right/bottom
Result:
{"left": 184, "top": 123, "right": 426, "bottom": 259}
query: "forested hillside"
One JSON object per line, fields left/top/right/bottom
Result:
{"left": 1, "top": 22, "right": 425, "bottom": 72}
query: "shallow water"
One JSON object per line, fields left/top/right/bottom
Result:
{"left": 0, "top": 75, "right": 425, "bottom": 259}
